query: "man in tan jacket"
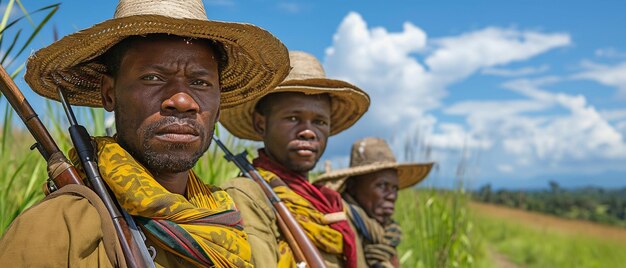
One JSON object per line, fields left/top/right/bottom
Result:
{"left": 220, "top": 51, "right": 370, "bottom": 268}
{"left": 0, "top": 0, "right": 290, "bottom": 267}
{"left": 316, "top": 137, "right": 434, "bottom": 267}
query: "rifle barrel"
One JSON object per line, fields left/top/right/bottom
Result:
{"left": 213, "top": 136, "right": 327, "bottom": 268}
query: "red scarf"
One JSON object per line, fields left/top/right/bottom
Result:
{"left": 253, "top": 149, "right": 357, "bottom": 268}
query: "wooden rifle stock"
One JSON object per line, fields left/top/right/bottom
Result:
{"left": 0, "top": 65, "right": 153, "bottom": 268}
{"left": 213, "top": 136, "right": 327, "bottom": 268}
{"left": 0, "top": 67, "right": 84, "bottom": 190}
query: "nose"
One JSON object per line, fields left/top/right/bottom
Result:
{"left": 297, "top": 122, "right": 317, "bottom": 141}
{"left": 161, "top": 92, "right": 200, "bottom": 115}
{"left": 386, "top": 189, "right": 398, "bottom": 202}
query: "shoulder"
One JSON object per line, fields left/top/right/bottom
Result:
{"left": 221, "top": 177, "right": 277, "bottom": 236}
{"left": 222, "top": 177, "right": 272, "bottom": 211}
{"left": 0, "top": 185, "right": 111, "bottom": 266}
{"left": 12, "top": 185, "right": 103, "bottom": 230}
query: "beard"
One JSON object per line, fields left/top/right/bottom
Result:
{"left": 283, "top": 154, "right": 321, "bottom": 174}
{"left": 286, "top": 160, "right": 318, "bottom": 174}
{"left": 118, "top": 116, "right": 212, "bottom": 174}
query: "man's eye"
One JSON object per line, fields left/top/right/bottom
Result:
{"left": 288, "top": 116, "right": 297, "bottom": 121}
{"left": 191, "top": 80, "right": 211, "bottom": 87}
{"left": 315, "top": 120, "right": 328, "bottom": 126}
{"left": 141, "top": 74, "right": 161, "bottom": 81}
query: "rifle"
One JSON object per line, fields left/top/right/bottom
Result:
{"left": 0, "top": 65, "right": 154, "bottom": 268}
{"left": 213, "top": 136, "right": 327, "bottom": 268}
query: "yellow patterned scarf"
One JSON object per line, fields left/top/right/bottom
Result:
{"left": 70, "top": 136, "right": 252, "bottom": 268}
{"left": 257, "top": 168, "right": 344, "bottom": 267}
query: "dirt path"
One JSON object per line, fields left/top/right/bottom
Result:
{"left": 488, "top": 246, "right": 519, "bottom": 268}
{"left": 470, "top": 201, "right": 626, "bottom": 244}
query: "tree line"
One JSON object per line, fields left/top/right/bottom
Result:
{"left": 472, "top": 181, "right": 626, "bottom": 228}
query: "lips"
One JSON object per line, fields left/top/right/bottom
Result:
{"left": 154, "top": 123, "right": 200, "bottom": 143}
{"left": 381, "top": 203, "right": 395, "bottom": 215}
{"left": 291, "top": 142, "right": 318, "bottom": 157}
{"left": 382, "top": 207, "right": 395, "bottom": 215}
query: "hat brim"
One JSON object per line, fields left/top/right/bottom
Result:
{"left": 219, "top": 77, "right": 370, "bottom": 141}
{"left": 315, "top": 162, "right": 434, "bottom": 191}
{"left": 25, "top": 15, "right": 290, "bottom": 109}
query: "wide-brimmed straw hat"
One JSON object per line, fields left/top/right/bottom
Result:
{"left": 315, "top": 137, "right": 434, "bottom": 190}
{"left": 219, "top": 51, "right": 370, "bottom": 140}
{"left": 25, "top": 0, "right": 290, "bottom": 109}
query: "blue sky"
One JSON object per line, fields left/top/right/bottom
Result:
{"left": 7, "top": 0, "right": 626, "bottom": 189}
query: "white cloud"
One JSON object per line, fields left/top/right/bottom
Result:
{"left": 323, "top": 12, "right": 570, "bottom": 148}
{"left": 444, "top": 77, "right": 626, "bottom": 178}
{"left": 506, "top": 78, "right": 626, "bottom": 159}
{"left": 498, "top": 164, "right": 514, "bottom": 173}
{"left": 595, "top": 48, "right": 626, "bottom": 58}
{"left": 322, "top": 12, "right": 575, "bottom": 179}
{"left": 600, "top": 109, "right": 626, "bottom": 121}
{"left": 325, "top": 12, "right": 432, "bottom": 128}
{"left": 482, "top": 64, "right": 550, "bottom": 77}
{"left": 277, "top": 2, "right": 303, "bottom": 13}
{"left": 426, "top": 28, "right": 570, "bottom": 83}
{"left": 574, "top": 61, "right": 626, "bottom": 98}
{"left": 428, "top": 123, "right": 492, "bottom": 150}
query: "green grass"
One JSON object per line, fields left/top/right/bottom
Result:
{"left": 475, "top": 211, "right": 626, "bottom": 268}
{"left": 193, "top": 125, "right": 259, "bottom": 186}
{"left": 0, "top": 1, "right": 62, "bottom": 233}
{"left": 0, "top": 103, "right": 106, "bottom": 234}
{"left": 396, "top": 188, "right": 488, "bottom": 268}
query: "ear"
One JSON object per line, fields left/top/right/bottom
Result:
{"left": 100, "top": 74, "right": 116, "bottom": 112}
{"left": 252, "top": 111, "right": 266, "bottom": 136}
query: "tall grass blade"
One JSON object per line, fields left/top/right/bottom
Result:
{"left": 0, "top": 0, "right": 16, "bottom": 38}
{"left": 1, "top": 28, "right": 21, "bottom": 64}
{"left": 1, "top": 103, "right": 13, "bottom": 154}
{"left": 15, "top": 0, "right": 35, "bottom": 26}
{"left": 6, "top": 4, "right": 59, "bottom": 68}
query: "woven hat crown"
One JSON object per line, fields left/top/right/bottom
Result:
{"left": 350, "top": 137, "right": 397, "bottom": 167}
{"left": 284, "top": 51, "right": 326, "bottom": 81}
{"left": 114, "top": 0, "right": 207, "bottom": 20}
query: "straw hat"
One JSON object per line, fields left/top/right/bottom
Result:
{"left": 25, "top": 0, "right": 290, "bottom": 109}
{"left": 315, "top": 137, "right": 434, "bottom": 190}
{"left": 219, "top": 51, "right": 370, "bottom": 140}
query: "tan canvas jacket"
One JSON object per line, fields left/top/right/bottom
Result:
{"left": 222, "top": 177, "right": 367, "bottom": 268}
{"left": 0, "top": 184, "right": 199, "bottom": 267}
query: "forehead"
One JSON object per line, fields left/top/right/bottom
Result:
{"left": 121, "top": 36, "right": 219, "bottom": 68}
{"left": 263, "top": 92, "right": 330, "bottom": 113}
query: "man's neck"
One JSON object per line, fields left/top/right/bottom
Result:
{"left": 153, "top": 171, "right": 189, "bottom": 196}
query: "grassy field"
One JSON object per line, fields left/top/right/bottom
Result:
{"left": 396, "top": 189, "right": 488, "bottom": 268}
{"left": 472, "top": 202, "right": 626, "bottom": 268}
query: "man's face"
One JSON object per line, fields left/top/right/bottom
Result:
{"left": 101, "top": 37, "right": 220, "bottom": 174}
{"left": 348, "top": 169, "right": 399, "bottom": 224}
{"left": 253, "top": 92, "right": 331, "bottom": 175}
